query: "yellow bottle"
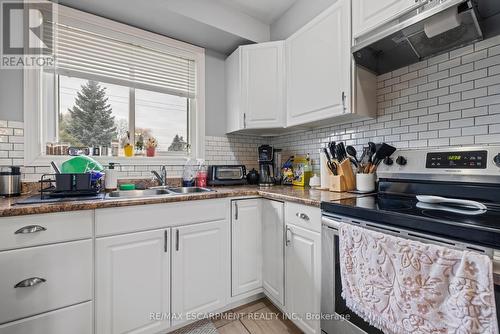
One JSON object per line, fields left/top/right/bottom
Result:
{"left": 124, "top": 143, "right": 133, "bottom": 157}
{"left": 123, "top": 131, "right": 134, "bottom": 157}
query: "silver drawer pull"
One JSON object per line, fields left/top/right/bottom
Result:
{"left": 15, "top": 225, "right": 47, "bottom": 234}
{"left": 296, "top": 212, "right": 310, "bottom": 221}
{"left": 14, "top": 277, "right": 46, "bottom": 288}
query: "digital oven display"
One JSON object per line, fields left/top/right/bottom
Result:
{"left": 426, "top": 151, "right": 488, "bottom": 169}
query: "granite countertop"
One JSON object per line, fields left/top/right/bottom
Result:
{"left": 0, "top": 185, "right": 368, "bottom": 217}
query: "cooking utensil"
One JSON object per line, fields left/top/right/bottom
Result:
{"left": 328, "top": 142, "right": 336, "bottom": 160}
{"left": 335, "top": 142, "right": 347, "bottom": 162}
{"left": 346, "top": 146, "right": 359, "bottom": 168}
{"left": 368, "top": 142, "right": 376, "bottom": 162}
{"left": 369, "top": 143, "right": 397, "bottom": 173}
{"left": 323, "top": 148, "right": 337, "bottom": 175}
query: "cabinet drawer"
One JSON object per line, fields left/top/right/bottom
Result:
{"left": 0, "top": 211, "right": 92, "bottom": 251}
{"left": 285, "top": 202, "right": 321, "bottom": 233}
{"left": 0, "top": 302, "right": 92, "bottom": 334}
{"left": 96, "top": 199, "right": 229, "bottom": 236}
{"left": 0, "top": 240, "right": 92, "bottom": 324}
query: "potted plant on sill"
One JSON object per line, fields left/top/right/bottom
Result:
{"left": 146, "top": 137, "right": 158, "bottom": 157}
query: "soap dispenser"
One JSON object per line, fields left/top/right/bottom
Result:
{"left": 105, "top": 162, "right": 119, "bottom": 190}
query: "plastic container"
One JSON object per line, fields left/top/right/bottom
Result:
{"left": 105, "top": 163, "right": 119, "bottom": 190}
{"left": 196, "top": 170, "right": 208, "bottom": 187}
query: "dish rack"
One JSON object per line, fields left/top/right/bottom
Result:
{"left": 39, "top": 173, "right": 102, "bottom": 199}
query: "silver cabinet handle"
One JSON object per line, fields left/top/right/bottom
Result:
{"left": 164, "top": 230, "right": 168, "bottom": 253}
{"left": 176, "top": 229, "right": 179, "bottom": 251}
{"left": 342, "top": 91, "right": 347, "bottom": 111}
{"left": 296, "top": 212, "right": 310, "bottom": 221}
{"left": 15, "top": 225, "right": 46, "bottom": 234}
{"left": 285, "top": 227, "right": 292, "bottom": 246}
{"left": 234, "top": 202, "right": 239, "bottom": 220}
{"left": 14, "top": 277, "right": 46, "bottom": 288}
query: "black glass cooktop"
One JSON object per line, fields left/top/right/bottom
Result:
{"left": 321, "top": 194, "right": 500, "bottom": 248}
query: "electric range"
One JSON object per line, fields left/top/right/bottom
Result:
{"left": 321, "top": 145, "right": 500, "bottom": 248}
{"left": 320, "top": 146, "right": 500, "bottom": 334}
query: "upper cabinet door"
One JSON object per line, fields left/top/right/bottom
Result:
{"left": 241, "top": 42, "right": 285, "bottom": 129}
{"left": 352, "top": 0, "right": 419, "bottom": 38}
{"left": 171, "top": 220, "right": 229, "bottom": 326}
{"left": 286, "top": 0, "right": 351, "bottom": 127}
{"left": 226, "top": 42, "right": 285, "bottom": 133}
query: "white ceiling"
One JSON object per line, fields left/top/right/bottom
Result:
{"left": 215, "top": 0, "right": 297, "bottom": 24}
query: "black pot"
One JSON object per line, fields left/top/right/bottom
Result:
{"left": 246, "top": 169, "right": 259, "bottom": 185}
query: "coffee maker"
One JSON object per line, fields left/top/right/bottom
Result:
{"left": 258, "top": 145, "right": 275, "bottom": 187}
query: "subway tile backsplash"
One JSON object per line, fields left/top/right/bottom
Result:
{"left": 5, "top": 36, "right": 500, "bottom": 181}
{"left": 272, "top": 36, "right": 500, "bottom": 173}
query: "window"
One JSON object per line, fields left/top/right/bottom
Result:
{"left": 25, "top": 4, "right": 205, "bottom": 165}
{"left": 55, "top": 75, "right": 190, "bottom": 156}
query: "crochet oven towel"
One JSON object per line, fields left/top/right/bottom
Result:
{"left": 339, "top": 223, "right": 499, "bottom": 334}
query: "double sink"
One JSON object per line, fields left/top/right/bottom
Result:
{"left": 106, "top": 186, "right": 213, "bottom": 199}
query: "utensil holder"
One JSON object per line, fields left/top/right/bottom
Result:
{"left": 356, "top": 173, "right": 376, "bottom": 192}
{"left": 329, "top": 175, "right": 347, "bottom": 192}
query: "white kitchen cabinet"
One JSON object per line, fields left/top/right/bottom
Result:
{"left": 96, "top": 229, "right": 171, "bottom": 334}
{"left": 0, "top": 240, "right": 92, "bottom": 325}
{"left": 226, "top": 41, "right": 285, "bottom": 133}
{"left": 0, "top": 302, "right": 92, "bottom": 334}
{"left": 262, "top": 200, "right": 285, "bottom": 307}
{"left": 285, "top": 223, "right": 321, "bottom": 334}
{"left": 286, "top": 0, "right": 351, "bottom": 127}
{"left": 231, "top": 199, "right": 263, "bottom": 296}
{"left": 353, "top": 0, "right": 420, "bottom": 38}
{"left": 171, "top": 220, "right": 230, "bottom": 326}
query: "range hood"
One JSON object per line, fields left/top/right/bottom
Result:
{"left": 353, "top": 0, "right": 484, "bottom": 74}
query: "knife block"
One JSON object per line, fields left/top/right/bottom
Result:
{"left": 338, "top": 159, "right": 356, "bottom": 191}
{"left": 329, "top": 175, "right": 347, "bottom": 192}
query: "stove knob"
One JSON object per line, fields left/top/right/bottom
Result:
{"left": 494, "top": 153, "right": 500, "bottom": 167}
{"left": 383, "top": 157, "right": 393, "bottom": 166}
{"left": 396, "top": 156, "right": 407, "bottom": 166}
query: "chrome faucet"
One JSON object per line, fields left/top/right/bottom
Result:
{"left": 151, "top": 166, "right": 167, "bottom": 186}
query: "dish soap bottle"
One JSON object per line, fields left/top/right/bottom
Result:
{"left": 124, "top": 131, "right": 134, "bottom": 157}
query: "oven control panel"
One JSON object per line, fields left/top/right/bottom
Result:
{"left": 426, "top": 150, "right": 487, "bottom": 169}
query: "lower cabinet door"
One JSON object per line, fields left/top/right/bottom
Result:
{"left": 96, "top": 229, "right": 171, "bottom": 334}
{"left": 262, "top": 200, "right": 285, "bottom": 306}
{"left": 231, "top": 199, "right": 263, "bottom": 296}
{"left": 171, "top": 220, "right": 229, "bottom": 326}
{"left": 285, "top": 223, "right": 321, "bottom": 334}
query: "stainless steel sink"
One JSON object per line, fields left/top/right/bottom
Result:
{"left": 106, "top": 189, "right": 172, "bottom": 198}
{"left": 167, "top": 187, "right": 213, "bottom": 194}
{"left": 105, "top": 187, "right": 213, "bottom": 199}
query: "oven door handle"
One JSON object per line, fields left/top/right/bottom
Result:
{"left": 322, "top": 216, "right": 341, "bottom": 232}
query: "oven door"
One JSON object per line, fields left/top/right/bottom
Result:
{"left": 322, "top": 222, "right": 383, "bottom": 334}
{"left": 322, "top": 215, "right": 500, "bottom": 334}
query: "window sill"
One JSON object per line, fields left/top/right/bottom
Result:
{"left": 26, "top": 154, "right": 190, "bottom": 167}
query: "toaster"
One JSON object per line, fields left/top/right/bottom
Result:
{"left": 208, "top": 165, "right": 247, "bottom": 186}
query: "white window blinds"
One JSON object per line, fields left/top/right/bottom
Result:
{"left": 54, "top": 24, "right": 196, "bottom": 98}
